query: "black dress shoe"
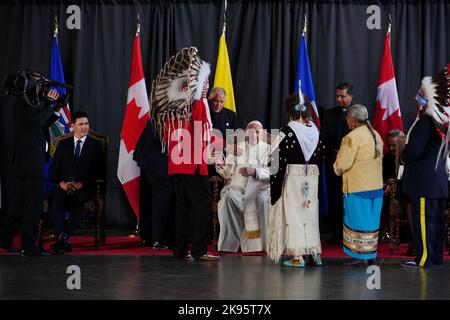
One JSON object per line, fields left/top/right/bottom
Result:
{"left": 20, "top": 245, "right": 48, "bottom": 257}
{"left": 52, "top": 240, "right": 72, "bottom": 254}
{"left": 0, "top": 240, "right": 18, "bottom": 253}
{"left": 141, "top": 239, "right": 151, "bottom": 247}
{"left": 64, "top": 241, "right": 72, "bottom": 252}
{"left": 152, "top": 242, "right": 169, "bottom": 250}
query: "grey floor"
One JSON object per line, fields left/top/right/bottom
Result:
{"left": 0, "top": 254, "right": 449, "bottom": 300}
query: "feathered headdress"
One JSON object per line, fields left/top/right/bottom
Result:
{"left": 294, "top": 80, "right": 307, "bottom": 113}
{"left": 149, "top": 47, "right": 211, "bottom": 152}
{"left": 416, "top": 63, "right": 450, "bottom": 165}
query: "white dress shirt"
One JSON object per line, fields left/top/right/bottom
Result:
{"left": 74, "top": 135, "right": 87, "bottom": 155}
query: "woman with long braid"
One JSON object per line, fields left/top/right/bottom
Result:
{"left": 333, "top": 104, "right": 384, "bottom": 267}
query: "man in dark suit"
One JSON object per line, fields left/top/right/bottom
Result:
{"left": 400, "top": 112, "right": 448, "bottom": 268}
{"left": 322, "top": 82, "right": 353, "bottom": 242}
{"left": 207, "top": 87, "right": 238, "bottom": 176}
{"left": 0, "top": 84, "right": 60, "bottom": 256}
{"left": 400, "top": 65, "right": 450, "bottom": 268}
{"left": 49, "top": 111, "right": 101, "bottom": 254}
{"left": 134, "top": 121, "right": 175, "bottom": 249}
{"left": 208, "top": 87, "right": 238, "bottom": 142}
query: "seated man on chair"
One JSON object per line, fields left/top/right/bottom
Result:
{"left": 49, "top": 111, "right": 102, "bottom": 253}
{"left": 215, "top": 121, "right": 270, "bottom": 252}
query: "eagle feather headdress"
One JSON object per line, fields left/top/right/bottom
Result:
{"left": 149, "top": 47, "right": 211, "bottom": 152}
{"left": 416, "top": 63, "right": 450, "bottom": 166}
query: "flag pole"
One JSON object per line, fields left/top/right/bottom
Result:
{"left": 136, "top": 14, "right": 140, "bottom": 36}
{"left": 128, "top": 13, "right": 141, "bottom": 240}
{"left": 302, "top": 13, "right": 307, "bottom": 37}
{"left": 387, "top": 13, "right": 392, "bottom": 47}
{"left": 223, "top": 0, "right": 227, "bottom": 35}
{"left": 53, "top": 15, "right": 58, "bottom": 37}
{"left": 387, "top": 13, "right": 392, "bottom": 35}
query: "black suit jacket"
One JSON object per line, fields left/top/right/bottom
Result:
{"left": 401, "top": 115, "right": 448, "bottom": 198}
{"left": 133, "top": 121, "right": 169, "bottom": 177}
{"left": 12, "top": 99, "right": 57, "bottom": 177}
{"left": 49, "top": 135, "right": 102, "bottom": 189}
{"left": 210, "top": 107, "right": 239, "bottom": 141}
{"left": 322, "top": 106, "right": 349, "bottom": 162}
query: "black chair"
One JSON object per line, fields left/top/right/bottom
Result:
{"left": 209, "top": 175, "right": 224, "bottom": 249}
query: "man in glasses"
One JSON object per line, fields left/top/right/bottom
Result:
{"left": 400, "top": 65, "right": 450, "bottom": 269}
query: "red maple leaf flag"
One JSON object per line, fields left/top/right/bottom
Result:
{"left": 117, "top": 32, "right": 149, "bottom": 218}
{"left": 372, "top": 33, "right": 404, "bottom": 153}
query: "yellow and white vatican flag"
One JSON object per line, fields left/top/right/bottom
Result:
{"left": 213, "top": 6, "right": 236, "bottom": 113}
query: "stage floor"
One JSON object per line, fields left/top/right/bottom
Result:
{"left": 0, "top": 254, "right": 449, "bottom": 300}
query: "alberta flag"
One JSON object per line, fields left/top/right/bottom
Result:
{"left": 294, "top": 33, "right": 328, "bottom": 214}
{"left": 49, "top": 33, "right": 71, "bottom": 143}
{"left": 294, "top": 34, "right": 320, "bottom": 129}
{"left": 44, "top": 30, "right": 72, "bottom": 195}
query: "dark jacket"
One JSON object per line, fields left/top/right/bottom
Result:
{"left": 401, "top": 115, "right": 448, "bottom": 198}
{"left": 322, "top": 106, "right": 349, "bottom": 162}
{"left": 12, "top": 99, "right": 57, "bottom": 177}
{"left": 133, "top": 121, "right": 169, "bottom": 178}
{"left": 210, "top": 107, "right": 239, "bottom": 142}
{"left": 49, "top": 135, "right": 102, "bottom": 188}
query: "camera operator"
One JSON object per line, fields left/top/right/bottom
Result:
{"left": 0, "top": 75, "right": 61, "bottom": 257}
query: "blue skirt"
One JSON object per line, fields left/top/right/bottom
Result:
{"left": 342, "top": 189, "right": 383, "bottom": 260}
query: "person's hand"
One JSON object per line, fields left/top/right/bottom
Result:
{"left": 384, "top": 179, "right": 396, "bottom": 195}
{"left": 227, "top": 143, "right": 243, "bottom": 156}
{"left": 71, "top": 182, "right": 84, "bottom": 191}
{"left": 215, "top": 157, "right": 225, "bottom": 169}
{"left": 59, "top": 181, "right": 70, "bottom": 192}
{"left": 46, "top": 89, "right": 60, "bottom": 102}
{"left": 239, "top": 167, "right": 256, "bottom": 177}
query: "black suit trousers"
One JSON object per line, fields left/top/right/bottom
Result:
{"left": 50, "top": 185, "right": 92, "bottom": 236}
{"left": 0, "top": 172, "right": 44, "bottom": 249}
{"left": 139, "top": 168, "right": 175, "bottom": 245}
{"left": 172, "top": 173, "right": 212, "bottom": 259}
{"left": 410, "top": 197, "right": 446, "bottom": 267}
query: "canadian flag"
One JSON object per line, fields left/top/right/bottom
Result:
{"left": 372, "top": 33, "right": 404, "bottom": 153}
{"left": 117, "top": 32, "right": 149, "bottom": 218}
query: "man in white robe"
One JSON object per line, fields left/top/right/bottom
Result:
{"left": 215, "top": 121, "right": 270, "bottom": 252}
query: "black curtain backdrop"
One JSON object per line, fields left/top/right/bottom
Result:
{"left": 1, "top": 0, "right": 449, "bottom": 228}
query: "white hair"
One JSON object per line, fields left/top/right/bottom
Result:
{"left": 347, "top": 104, "right": 368, "bottom": 122}
{"left": 246, "top": 120, "right": 263, "bottom": 129}
{"left": 209, "top": 87, "right": 226, "bottom": 97}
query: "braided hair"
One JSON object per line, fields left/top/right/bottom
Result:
{"left": 364, "top": 119, "right": 381, "bottom": 159}
{"left": 347, "top": 104, "right": 381, "bottom": 159}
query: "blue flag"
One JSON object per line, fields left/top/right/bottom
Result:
{"left": 45, "top": 33, "right": 72, "bottom": 196}
{"left": 294, "top": 34, "right": 328, "bottom": 215}
{"left": 50, "top": 34, "right": 71, "bottom": 139}
{"left": 294, "top": 35, "right": 320, "bottom": 127}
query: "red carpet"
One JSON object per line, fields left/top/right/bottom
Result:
{"left": 5, "top": 236, "right": 448, "bottom": 259}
